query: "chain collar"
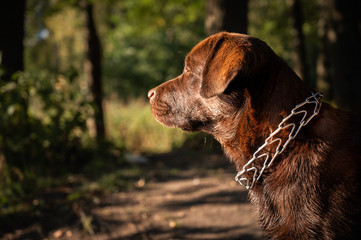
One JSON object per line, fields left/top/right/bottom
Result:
{"left": 235, "top": 92, "right": 323, "bottom": 189}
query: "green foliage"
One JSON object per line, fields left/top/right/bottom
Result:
{"left": 0, "top": 70, "right": 91, "bottom": 208}
{"left": 248, "top": 0, "right": 319, "bottom": 84}
{"left": 248, "top": 0, "right": 293, "bottom": 63}
{"left": 1, "top": 70, "right": 89, "bottom": 164}
{"left": 102, "top": 0, "right": 206, "bottom": 99}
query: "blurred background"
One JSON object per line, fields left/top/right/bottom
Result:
{"left": 0, "top": 0, "right": 360, "bottom": 239}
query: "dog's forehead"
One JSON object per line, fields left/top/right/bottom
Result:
{"left": 185, "top": 34, "right": 225, "bottom": 71}
{"left": 185, "top": 32, "right": 252, "bottom": 67}
{"left": 185, "top": 37, "right": 214, "bottom": 67}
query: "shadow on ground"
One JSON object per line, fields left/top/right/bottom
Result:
{"left": 1, "top": 151, "right": 264, "bottom": 240}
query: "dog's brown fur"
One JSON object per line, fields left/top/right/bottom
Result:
{"left": 148, "top": 32, "right": 361, "bottom": 239}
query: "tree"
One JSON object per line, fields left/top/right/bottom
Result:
{"left": 84, "top": 0, "right": 105, "bottom": 144}
{"left": 288, "top": 0, "right": 309, "bottom": 86}
{"left": 0, "top": 1, "right": 26, "bottom": 81}
{"left": 205, "top": 0, "right": 249, "bottom": 36}
{"left": 317, "top": 0, "right": 361, "bottom": 112}
{"left": 0, "top": 0, "right": 27, "bottom": 167}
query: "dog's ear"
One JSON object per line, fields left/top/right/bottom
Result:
{"left": 200, "top": 35, "right": 245, "bottom": 98}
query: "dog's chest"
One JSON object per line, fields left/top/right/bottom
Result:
{"left": 249, "top": 180, "right": 325, "bottom": 239}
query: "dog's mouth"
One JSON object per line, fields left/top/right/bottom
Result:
{"left": 152, "top": 112, "right": 196, "bottom": 132}
{"left": 150, "top": 103, "right": 205, "bottom": 132}
{"left": 151, "top": 111, "right": 175, "bottom": 127}
{"left": 150, "top": 102, "right": 178, "bottom": 127}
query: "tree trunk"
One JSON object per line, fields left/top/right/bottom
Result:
{"left": 0, "top": 0, "right": 25, "bottom": 81}
{"left": 317, "top": 0, "right": 361, "bottom": 112}
{"left": 0, "top": 0, "right": 27, "bottom": 168}
{"left": 84, "top": 1, "right": 105, "bottom": 144}
{"left": 205, "top": 0, "right": 249, "bottom": 36}
{"left": 288, "top": 0, "right": 309, "bottom": 86}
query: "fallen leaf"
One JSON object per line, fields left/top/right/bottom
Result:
{"left": 53, "top": 230, "right": 63, "bottom": 238}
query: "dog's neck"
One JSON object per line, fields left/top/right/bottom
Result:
{"left": 211, "top": 93, "right": 279, "bottom": 168}
{"left": 211, "top": 66, "right": 321, "bottom": 188}
{"left": 237, "top": 92, "right": 323, "bottom": 189}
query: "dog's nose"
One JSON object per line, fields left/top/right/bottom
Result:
{"left": 148, "top": 89, "right": 156, "bottom": 99}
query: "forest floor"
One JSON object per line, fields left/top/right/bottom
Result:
{"left": 1, "top": 152, "right": 265, "bottom": 240}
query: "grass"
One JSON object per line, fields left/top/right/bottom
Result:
{"left": 105, "top": 97, "right": 188, "bottom": 154}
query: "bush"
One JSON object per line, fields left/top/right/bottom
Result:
{"left": 0, "top": 70, "right": 93, "bottom": 208}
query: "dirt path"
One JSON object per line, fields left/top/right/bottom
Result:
{"left": 53, "top": 153, "right": 264, "bottom": 240}
{"left": 2, "top": 152, "right": 265, "bottom": 240}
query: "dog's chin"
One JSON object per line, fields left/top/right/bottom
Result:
{"left": 152, "top": 113, "right": 199, "bottom": 133}
{"left": 152, "top": 113, "right": 182, "bottom": 129}
{"left": 180, "top": 126, "right": 196, "bottom": 133}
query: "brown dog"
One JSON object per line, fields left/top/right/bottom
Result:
{"left": 148, "top": 32, "right": 361, "bottom": 239}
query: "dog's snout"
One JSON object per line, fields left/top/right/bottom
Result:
{"left": 148, "top": 89, "right": 156, "bottom": 99}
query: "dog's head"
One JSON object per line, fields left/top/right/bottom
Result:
{"left": 148, "top": 32, "right": 309, "bottom": 141}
